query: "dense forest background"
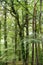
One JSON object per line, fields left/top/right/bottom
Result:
{"left": 0, "top": 0, "right": 43, "bottom": 65}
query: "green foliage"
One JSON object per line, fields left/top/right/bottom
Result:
{"left": 0, "top": 0, "right": 43, "bottom": 65}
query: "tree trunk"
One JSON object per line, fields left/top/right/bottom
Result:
{"left": 0, "top": 21, "right": 1, "bottom": 57}
{"left": 4, "top": 2, "right": 8, "bottom": 65}
{"left": 34, "top": 0, "right": 39, "bottom": 65}
{"left": 15, "top": 19, "right": 17, "bottom": 60}
{"left": 25, "top": 0, "right": 29, "bottom": 65}
{"left": 20, "top": 27, "right": 26, "bottom": 65}
{"left": 39, "top": 0, "right": 42, "bottom": 65}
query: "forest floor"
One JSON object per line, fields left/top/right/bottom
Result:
{"left": 8, "top": 61, "right": 31, "bottom": 65}
{"left": 8, "top": 61, "right": 23, "bottom": 65}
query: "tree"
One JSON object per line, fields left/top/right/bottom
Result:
{"left": 0, "top": 21, "right": 1, "bottom": 56}
{"left": 25, "top": 0, "right": 29, "bottom": 65}
{"left": 4, "top": 2, "right": 8, "bottom": 65}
